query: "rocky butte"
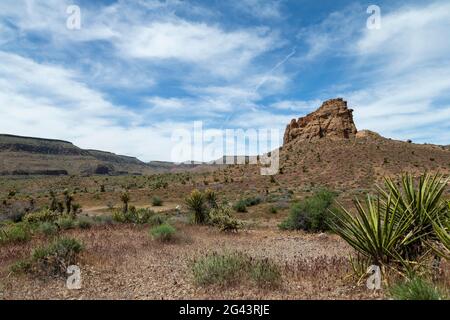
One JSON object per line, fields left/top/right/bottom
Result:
{"left": 283, "top": 98, "right": 358, "bottom": 145}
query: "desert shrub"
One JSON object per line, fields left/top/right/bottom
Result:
{"left": 191, "top": 252, "right": 281, "bottom": 288}
{"left": 269, "top": 206, "right": 278, "bottom": 214}
{"left": 113, "top": 208, "right": 155, "bottom": 224}
{"left": 23, "top": 209, "right": 58, "bottom": 223}
{"left": 10, "top": 259, "right": 32, "bottom": 274}
{"left": 138, "top": 208, "right": 155, "bottom": 224}
{"left": 233, "top": 199, "right": 247, "bottom": 213}
{"left": 29, "top": 237, "right": 83, "bottom": 275}
{"left": 37, "top": 222, "right": 58, "bottom": 236}
{"left": 249, "top": 258, "right": 282, "bottom": 288}
{"left": 93, "top": 214, "right": 114, "bottom": 225}
{"left": 279, "top": 189, "right": 336, "bottom": 231}
{"left": 56, "top": 216, "right": 76, "bottom": 230}
{"left": 150, "top": 223, "right": 176, "bottom": 242}
{"left": 209, "top": 206, "right": 241, "bottom": 232}
{"left": 191, "top": 252, "right": 248, "bottom": 286}
{"left": 132, "top": 208, "right": 155, "bottom": 224}
{"left": 389, "top": 277, "right": 446, "bottom": 300}
{"left": 330, "top": 173, "right": 449, "bottom": 267}
{"left": 185, "top": 190, "right": 207, "bottom": 224}
{"left": 244, "top": 196, "right": 263, "bottom": 207}
{"left": 0, "top": 222, "right": 31, "bottom": 244}
{"left": 148, "top": 214, "right": 166, "bottom": 226}
{"left": 152, "top": 196, "right": 163, "bottom": 206}
{"left": 76, "top": 216, "right": 92, "bottom": 229}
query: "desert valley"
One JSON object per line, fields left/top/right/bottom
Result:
{"left": 1, "top": 98, "right": 449, "bottom": 300}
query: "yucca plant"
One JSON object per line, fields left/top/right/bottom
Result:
{"left": 329, "top": 195, "right": 418, "bottom": 266}
{"left": 330, "top": 173, "right": 449, "bottom": 274}
{"left": 204, "top": 189, "right": 218, "bottom": 209}
{"left": 377, "top": 173, "right": 449, "bottom": 259}
{"left": 185, "top": 189, "right": 207, "bottom": 224}
{"left": 430, "top": 216, "right": 450, "bottom": 259}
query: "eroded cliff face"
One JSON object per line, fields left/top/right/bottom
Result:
{"left": 283, "top": 98, "right": 357, "bottom": 145}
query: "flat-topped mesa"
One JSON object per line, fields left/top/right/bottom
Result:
{"left": 283, "top": 98, "right": 358, "bottom": 145}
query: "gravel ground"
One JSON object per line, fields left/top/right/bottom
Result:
{"left": 0, "top": 221, "right": 385, "bottom": 300}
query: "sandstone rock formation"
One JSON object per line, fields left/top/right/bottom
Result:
{"left": 283, "top": 98, "right": 358, "bottom": 145}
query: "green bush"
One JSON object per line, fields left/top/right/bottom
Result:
{"left": 10, "top": 259, "right": 32, "bottom": 274}
{"left": 30, "top": 237, "right": 83, "bottom": 275}
{"left": 191, "top": 252, "right": 281, "bottom": 288}
{"left": 112, "top": 209, "right": 126, "bottom": 223}
{"left": 389, "top": 277, "right": 446, "bottom": 300}
{"left": 23, "top": 209, "right": 58, "bottom": 223}
{"left": 0, "top": 222, "right": 31, "bottom": 244}
{"left": 37, "top": 222, "right": 58, "bottom": 236}
{"left": 93, "top": 214, "right": 114, "bottom": 225}
{"left": 244, "top": 196, "right": 263, "bottom": 207}
{"left": 76, "top": 217, "right": 92, "bottom": 229}
{"left": 112, "top": 208, "right": 155, "bottom": 224}
{"left": 192, "top": 252, "right": 248, "bottom": 286}
{"left": 233, "top": 199, "right": 247, "bottom": 213}
{"left": 232, "top": 196, "right": 263, "bottom": 213}
{"left": 209, "top": 206, "right": 241, "bottom": 232}
{"left": 12, "top": 237, "right": 84, "bottom": 275}
{"left": 152, "top": 196, "right": 163, "bottom": 206}
{"left": 279, "top": 189, "right": 336, "bottom": 231}
{"left": 56, "top": 216, "right": 76, "bottom": 230}
{"left": 148, "top": 214, "right": 166, "bottom": 226}
{"left": 150, "top": 223, "right": 176, "bottom": 242}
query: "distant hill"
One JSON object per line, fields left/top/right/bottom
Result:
{"left": 0, "top": 134, "right": 185, "bottom": 176}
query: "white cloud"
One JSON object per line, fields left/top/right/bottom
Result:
{"left": 118, "top": 21, "right": 277, "bottom": 78}
{"left": 341, "top": 2, "right": 450, "bottom": 142}
{"left": 0, "top": 51, "right": 175, "bottom": 161}
{"left": 357, "top": 2, "right": 450, "bottom": 73}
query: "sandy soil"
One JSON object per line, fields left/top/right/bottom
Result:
{"left": 0, "top": 219, "right": 383, "bottom": 300}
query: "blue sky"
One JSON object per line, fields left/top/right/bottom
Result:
{"left": 1, "top": 0, "right": 450, "bottom": 161}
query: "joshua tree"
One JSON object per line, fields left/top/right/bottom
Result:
{"left": 63, "top": 189, "right": 74, "bottom": 214}
{"left": 57, "top": 202, "right": 64, "bottom": 214}
{"left": 49, "top": 190, "right": 58, "bottom": 211}
{"left": 71, "top": 203, "right": 82, "bottom": 218}
{"left": 120, "top": 191, "right": 130, "bottom": 213}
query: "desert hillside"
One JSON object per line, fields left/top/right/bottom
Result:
{"left": 221, "top": 98, "right": 450, "bottom": 190}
